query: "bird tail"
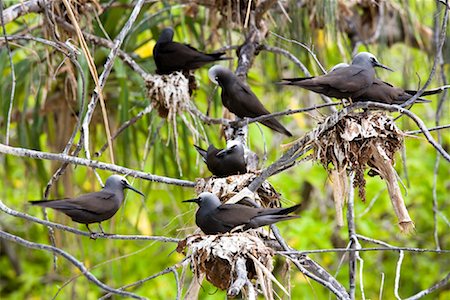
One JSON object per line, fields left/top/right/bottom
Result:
{"left": 276, "top": 77, "right": 314, "bottom": 85}
{"left": 277, "top": 203, "right": 301, "bottom": 215}
{"left": 193, "top": 145, "right": 208, "bottom": 161}
{"left": 29, "top": 199, "right": 71, "bottom": 209}
{"left": 260, "top": 117, "right": 293, "bottom": 137}
{"left": 208, "top": 52, "right": 232, "bottom": 61}
{"left": 30, "top": 199, "right": 57, "bottom": 206}
{"left": 260, "top": 203, "right": 301, "bottom": 216}
{"left": 406, "top": 88, "right": 443, "bottom": 97}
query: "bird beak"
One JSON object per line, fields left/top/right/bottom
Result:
{"left": 183, "top": 197, "right": 200, "bottom": 204}
{"left": 124, "top": 184, "right": 145, "bottom": 197}
{"left": 374, "top": 62, "right": 394, "bottom": 72}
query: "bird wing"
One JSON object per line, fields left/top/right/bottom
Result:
{"left": 215, "top": 204, "right": 261, "bottom": 227}
{"left": 315, "top": 67, "right": 368, "bottom": 93}
{"left": 48, "top": 191, "right": 117, "bottom": 215}
{"left": 228, "top": 81, "right": 271, "bottom": 117}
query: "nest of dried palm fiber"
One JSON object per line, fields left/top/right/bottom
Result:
{"left": 177, "top": 232, "right": 288, "bottom": 298}
{"left": 195, "top": 173, "right": 281, "bottom": 208}
{"left": 313, "top": 111, "right": 414, "bottom": 232}
{"left": 145, "top": 72, "right": 204, "bottom": 175}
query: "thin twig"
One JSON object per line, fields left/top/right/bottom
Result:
{"left": 95, "top": 105, "right": 153, "bottom": 157}
{"left": 406, "top": 124, "right": 450, "bottom": 135}
{"left": 261, "top": 44, "right": 336, "bottom": 110}
{"left": 77, "top": 0, "right": 146, "bottom": 164}
{"left": 394, "top": 250, "right": 404, "bottom": 300}
{"left": 0, "top": 199, "right": 180, "bottom": 242}
{"left": 405, "top": 272, "right": 450, "bottom": 300}
{"left": 347, "top": 173, "right": 356, "bottom": 300}
{"left": 0, "top": 143, "right": 196, "bottom": 187}
{"left": 400, "top": 0, "right": 448, "bottom": 107}
{"left": 0, "top": 0, "right": 17, "bottom": 145}
{"left": 99, "top": 258, "right": 190, "bottom": 300}
{"left": 0, "top": 230, "right": 145, "bottom": 299}
{"left": 278, "top": 247, "right": 450, "bottom": 255}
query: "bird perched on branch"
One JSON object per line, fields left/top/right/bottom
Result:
{"left": 30, "top": 175, "right": 144, "bottom": 235}
{"left": 278, "top": 52, "right": 393, "bottom": 99}
{"left": 330, "top": 63, "right": 442, "bottom": 105}
{"left": 194, "top": 140, "right": 247, "bottom": 177}
{"left": 183, "top": 192, "right": 300, "bottom": 234}
{"left": 153, "top": 27, "right": 230, "bottom": 74}
{"left": 328, "top": 63, "right": 437, "bottom": 105}
{"left": 208, "top": 65, "right": 293, "bottom": 137}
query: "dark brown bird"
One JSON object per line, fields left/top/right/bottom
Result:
{"left": 194, "top": 140, "right": 247, "bottom": 177}
{"left": 329, "top": 63, "right": 435, "bottom": 104}
{"left": 153, "top": 27, "right": 230, "bottom": 75}
{"left": 208, "top": 65, "right": 293, "bottom": 137}
{"left": 278, "top": 52, "right": 393, "bottom": 99}
{"left": 30, "top": 175, "right": 144, "bottom": 234}
{"left": 183, "top": 192, "right": 300, "bottom": 234}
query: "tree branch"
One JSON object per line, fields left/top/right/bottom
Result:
{"left": 0, "top": 230, "right": 145, "bottom": 299}
{"left": 0, "top": 143, "right": 196, "bottom": 187}
{"left": 0, "top": 199, "right": 179, "bottom": 242}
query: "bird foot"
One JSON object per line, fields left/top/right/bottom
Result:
{"left": 89, "top": 232, "right": 112, "bottom": 239}
{"left": 229, "top": 225, "right": 245, "bottom": 234}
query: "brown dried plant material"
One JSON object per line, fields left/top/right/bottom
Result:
{"left": 329, "top": 168, "right": 349, "bottom": 227}
{"left": 313, "top": 111, "right": 414, "bottom": 231}
{"left": 370, "top": 144, "right": 414, "bottom": 233}
{"left": 195, "top": 173, "right": 281, "bottom": 208}
{"left": 145, "top": 72, "right": 204, "bottom": 174}
{"left": 178, "top": 233, "right": 277, "bottom": 296}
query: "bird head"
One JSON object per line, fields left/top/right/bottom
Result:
{"left": 352, "top": 52, "right": 393, "bottom": 72}
{"left": 158, "top": 27, "right": 174, "bottom": 43}
{"left": 183, "top": 192, "right": 222, "bottom": 209}
{"left": 104, "top": 175, "right": 145, "bottom": 197}
{"left": 208, "top": 65, "right": 234, "bottom": 86}
{"left": 216, "top": 140, "right": 244, "bottom": 158}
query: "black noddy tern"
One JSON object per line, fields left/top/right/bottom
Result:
{"left": 194, "top": 140, "right": 247, "bottom": 177}
{"left": 153, "top": 27, "right": 231, "bottom": 75}
{"left": 183, "top": 192, "right": 300, "bottom": 234}
{"left": 208, "top": 65, "right": 293, "bottom": 137}
{"left": 278, "top": 52, "right": 393, "bottom": 99}
{"left": 30, "top": 175, "right": 144, "bottom": 234}
{"left": 329, "top": 63, "right": 435, "bottom": 104}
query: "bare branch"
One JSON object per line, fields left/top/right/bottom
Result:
{"left": 405, "top": 272, "right": 450, "bottom": 300}
{"left": 347, "top": 173, "right": 357, "bottom": 300}
{"left": 95, "top": 105, "right": 153, "bottom": 158}
{"left": 0, "top": 199, "right": 180, "bottom": 242}
{"left": 279, "top": 247, "right": 450, "bottom": 255}
{"left": 0, "top": 0, "right": 16, "bottom": 145}
{"left": 99, "top": 258, "right": 190, "bottom": 300}
{"left": 400, "top": 1, "right": 449, "bottom": 107}
{"left": 0, "top": 230, "right": 145, "bottom": 299}
{"left": 228, "top": 257, "right": 249, "bottom": 297}
{"left": 394, "top": 250, "right": 404, "bottom": 300}
{"left": 0, "top": 0, "right": 47, "bottom": 24}
{"left": 0, "top": 143, "right": 196, "bottom": 187}
{"left": 79, "top": 0, "right": 147, "bottom": 163}
{"left": 247, "top": 101, "right": 450, "bottom": 194}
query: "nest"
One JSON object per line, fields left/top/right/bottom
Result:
{"left": 178, "top": 233, "right": 284, "bottom": 298}
{"left": 145, "top": 72, "right": 204, "bottom": 175}
{"left": 313, "top": 111, "right": 414, "bottom": 232}
{"left": 195, "top": 173, "right": 281, "bottom": 208}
